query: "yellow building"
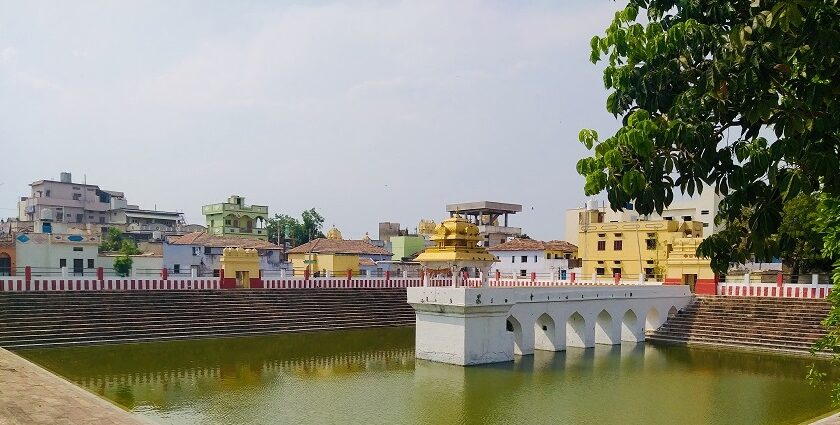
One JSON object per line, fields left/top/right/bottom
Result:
{"left": 664, "top": 237, "right": 717, "bottom": 293}
{"left": 220, "top": 247, "right": 260, "bottom": 288}
{"left": 577, "top": 208, "right": 705, "bottom": 281}
{"left": 286, "top": 238, "right": 392, "bottom": 276}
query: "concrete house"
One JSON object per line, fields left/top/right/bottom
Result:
{"left": 488, "top": 239, "right": 578, "bottom": 280}
{"left": 286, "top": 238, "right": 392, "bottom": 276}
{"left": 164, "top": 232, "right": 284, "bottom": 277}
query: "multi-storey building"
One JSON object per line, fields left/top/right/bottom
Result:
{"left": 576, "top": 206, "right": 706, "bottom": 281}
{"left": 564, "top": 189, "right": 721, "bottom": 245}
{"left": 445, "top": 201, "right": 522, "bottom": 247}
{"left": 202, "top": 195, "right": 268, "bottom": 240}
{"left": 488, "top": 239, "right": 578, "bottom": 280}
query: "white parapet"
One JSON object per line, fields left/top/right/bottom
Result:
{"left": 407, "top": 284, "right": 692, "bottom": 366}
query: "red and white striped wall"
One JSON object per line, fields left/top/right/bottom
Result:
{"left": 0, "top": 277, "right": 220, "bottom": 292}
{"left": 718, "top": 282, "right": 832, "bottom": 299}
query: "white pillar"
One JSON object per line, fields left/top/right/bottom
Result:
{"left": 812, "top": 273, "right": 819, "bottom": 285}
{"left": 451, "top": 266, "right": 460, "bottom": 288}
{"left": 280, "top": 269, "right": 286, "bottom": 278}
{"left": 402, "top": 270, "right": 408, "bottom": 279}
{"left": 639, "top": 274, "right": 645, "bottom": 284}
{"left": 743, "top": 273, "right": 750, "bottom": 285}
{"left": 61, "top": 266, "right": 68, "bottom": 277}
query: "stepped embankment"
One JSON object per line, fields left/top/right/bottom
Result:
{"left": 0, "top": 289, "right": 415, "bottom": 349}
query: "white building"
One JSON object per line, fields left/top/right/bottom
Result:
{"left": 564, "top": 188, "right": 721, "bottom": 245}
{"left": 488, "top": 239, "right": 578, "bottom": 280}
{"left": 15, "top": 232, "right": 101, "bottom": 276}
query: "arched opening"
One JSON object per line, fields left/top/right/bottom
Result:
{"left": 621, "top": 309, "right": 642, "bottom": 342}
{"left": 595, "top": 310, "right": 617, "bottom": 345}
{"left": 534, "top": 313, "right": 557, "bottom": 351}
{"left": 566, "top": 312, "right": 587, "bottom": 348}
{"left": 668, "top": 306, "right": 679, "bottom": 318}
{"left": 506, "top": 315, "right": 524, "bottom": 355}
{"left": 645, "top": 307, "right": 662, "bottom": 331}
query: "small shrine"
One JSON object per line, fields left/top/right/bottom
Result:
{"left": 415, "top": 215, "right": 497, "bottom": 287}
{"left": 220, "top": 247, "right": 261, "bottom": 289}
{"left": 326, "top": 226, "right": 343, "bottom": 240}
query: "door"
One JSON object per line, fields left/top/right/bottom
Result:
{"left": 683, "top": 274, "right": 697, "bottom": 293}
{"left": 0, "top": 254, "right": 10, "bottom": 276}
{"left": 236, "top": 271, "right": 250, "bottom": 288}
{"left": 73, "top": 259, "right": 84, "bottom": 276}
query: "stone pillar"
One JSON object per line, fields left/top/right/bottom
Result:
{"left": 422, "top": 269, "right": 429, "bottom": 287}
{"left": 812, "top": 273, "right": 819, "bottom": 285}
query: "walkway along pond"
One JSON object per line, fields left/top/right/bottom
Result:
{"left": 16, "top": 327, "right": 839, "bottom": 425}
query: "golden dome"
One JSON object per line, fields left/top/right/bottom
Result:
{"left": 431, "top": 216, "right": 481, "bottom": 248}
{"left": 417, "top": 219, "right": 437, "bottom": 236}
{"left": 415, "top": 215, "right": 497, "bottom": 266}
{"left": 326, "top": 226, "right": 343, "bottom": 240}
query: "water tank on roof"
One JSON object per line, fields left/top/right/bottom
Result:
{"left": 40, "top": 208, "right": 54, "bottom": 221}
{"left": 585, "top": 199, "right": 598, "bottom": 211}
{"left": 60, "top": 172, "right": 72, "bottom": 183}
{"left": 152, "top": 231, "right": 162, "bottom": 241}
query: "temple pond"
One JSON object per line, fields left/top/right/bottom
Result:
{"left": 17, "top": 327, "right": 837, "bottom": 424}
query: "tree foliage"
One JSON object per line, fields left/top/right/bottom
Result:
{"left": 100, "top": 228, "right": 141, "bottom": 255}
{"left": 578, "top": 0, "right": 840, "bottom": 272}
{"left": 266, "top": 208, "right": 326, "bottom": 246}
{"left": 113, "top": 255, "right": 132, "bottom": 277}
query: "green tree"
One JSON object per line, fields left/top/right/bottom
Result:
{"left": 113, "top": 255, "right": 132, "bottom": 277}
{"left": 779, "top": 193, "right": 832, "bottom": 276}
{"left": 579, "top": 0, "right": 840, "bottom": 401}
{"left": 578, "top": 1, "right": 840, "bottom": 268}
{"left": 100, "top": 228, "right": 141, "bottom": 255}
{"left": 266, "top": 209, "right": 326, "bottom": 246}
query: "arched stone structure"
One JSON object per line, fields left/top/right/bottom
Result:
{"left": 566, "top": 312, "right": 589, "bottom": 348}
{"left": 621, "top": 309, "right": 644, "bottom": 342}
{"left": 595, "top": 310, "right": 619, "bottom": 345}
{"left": 408, "top": 284, "right": 692, "bottom": 365}
{"left": 534, "top": 313, "right": 558, "bottom": 351}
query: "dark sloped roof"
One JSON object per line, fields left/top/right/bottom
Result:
{"left": 488, "top": 238, "right": 577, "bottom": 252}
{"left": 287, "top": 238, "right": 392, "bottom": 255}
{"left": 170, "top": 232, "right": 280, "bottom": 249}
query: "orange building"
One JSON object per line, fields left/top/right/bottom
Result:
{"left": 0, "top": 236, "right": 15, "bottom": 276}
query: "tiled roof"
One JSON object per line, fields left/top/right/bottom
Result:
{"left": 170, "top": 232, "right": 280, "bottom": 249}
{"left": 287, "top": 238, "right": 392, "bottom": 255}
{"left": 488, "top": 238, "right": 577, "bottom": 252}
{"left": 358, "top": 257, "right": 377, "bottom": 267}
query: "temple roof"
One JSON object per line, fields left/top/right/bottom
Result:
{"left": 171, "top": 232, "right": 280, "bottom": 249}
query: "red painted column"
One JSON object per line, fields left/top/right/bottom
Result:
{"left": 570, "top": 272, "right": 576, "bottom": 283}
{"left": 385, "top": 270, "right": 390, "bottom": 285}
{"left": 347, "top": 269, "right": 352, "bottom": 285}
{"left": 614, "top": 273, "right": 621, "bottom": 285}
{"left": 25, "top": 266, "right": 31, "bottom": 284}
{"left": 161, "top": 268, "right": 168, "bottom": 280}
{"left": 530, "top": 272, "right": 536, "bottom": 283}
{"left": 495, "top": 270, "right": 500, "bottom": 283}
{"left": 304, "top": 267, "right": 310, "bottom": 281}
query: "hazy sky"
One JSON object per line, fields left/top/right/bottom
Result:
{"left": 0, "top": 1, "right": 623, "bottom": 240}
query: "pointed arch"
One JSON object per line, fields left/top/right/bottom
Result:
{"left": 506, "top": 315, "right": 524, "bottom": 355}
{"left": 595, "top": 309, "right": 618, "bottom": 345}
{"left": 534, "top": 313, "right": 558, "bottom": 351}
{"left": 566, "top": 312, "right": 587, "bottom": 348}
{"left": 645, "top": 307, "right": 662, "bottom": 331}
{"left": 621, "top": 309, "right": 643, "bottom": 342}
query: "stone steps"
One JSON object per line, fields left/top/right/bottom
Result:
{"left": 0, "top": 289, "right": 416, "bottom": 349}
{"left": 647, "top": 296, "right": 832, "bottom": 355}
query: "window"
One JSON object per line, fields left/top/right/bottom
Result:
{"left": 72, "top": 193, "right": 82, "bottom": 200}
{"left": 99, "top": 217, "right": 105, "bottom": 224}
{"left": 614, "top": 233, "right": 622, "bottom": 237}
{"left": 645, "top": 233, "right": 657, "bottom": 250}
{"left": 645, "top": 268, "right": 655, "bottom": 278}
{"left": 596, "top": 267, "right": 605, "bottom": 275}
{"left": 682, "top": 215, "right": 692, "bottom": 221}
{"left": 664, "top": 216, "right": 673, "bottom": 221}
{"left": 521, "top": 255, "right": 528, "bottom": 263}
{"left": 614, "top": 240, "right": 623, "bottom": 250}
{"left": 225, "top": 220, "right": 231, "bottom": 225}
{"left": 73, "top": 247, "right": 83, "bottom": 252}
{"left": 597, "top": 260, "right": 604, "bottom": 264}
{"left": 614, "top": 260, "right": 621, "bottom": 264}
{"left": 87, "top": 259, "right": 94, "bottom": 269}
{"left": 597, "top": 240, "right": 606, "bottom": 251}
{"left": 519, "top": 269, "right": 527, "bottom": 277}
{"left": 76, "top": 213, "right": 83, "bottom": 222}
{"left": 646, "top": 260, "right": 654, "bottom": 265}
{"left": 612, "top": 267, "right": 622, "bottom": 276}
{"left": 204, "top": 247, "right": 212, "bottom": 255}
{"left": 703, "top": 223, "right": 709, "bottom": 227}
{"left": 45, "top": 190, "right": 51, "bottom": 197}
{"left": 546, "top": 253, "right": 551, "bottom": 259}
{"left": 213, "top": 269, "right": 220, "bottom": 277}
{"left": 701, "top": 210, "right": 710, "bottom": 215}
{"left": 174, "top": 264, "right": 181, "bottom": 274}
{"left": 511, "top": 256, "right": 515, "bottom": 263}
{"left": 597, "top": 233, "right": 606, "bottom": 238}
{"left": 534, "top": 255, "right": 538, "bottom": 263}
{"left": 59, "top": 259, "right": 67, "bottom": 268}
{"left": 564, "top": 253, "right": 571, "bottom": 259}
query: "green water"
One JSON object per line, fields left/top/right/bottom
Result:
{"left": 17, "top": 328, "right": 836, "bottom": 425}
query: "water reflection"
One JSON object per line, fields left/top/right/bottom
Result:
{"left": 17, "top": 328, "right": 837, "bottom": 425}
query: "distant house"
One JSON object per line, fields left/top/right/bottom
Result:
{"left": 164, "top": 232, "right": 284, "bottom": 277}
{"left": 286, "top": 238, "right": 392, "bottom": 276}
{"left": 15, "top": 232, "right": 101, "bottom": 277}
{"left": 488, "top": 239, "right": 578, "bottom": 280}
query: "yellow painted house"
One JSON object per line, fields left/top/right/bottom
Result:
{"left": 286, "top": 238, "right": 392, "bottom": 276}
{"left": 577, "top": 207, "right": 707, "bottom": 281}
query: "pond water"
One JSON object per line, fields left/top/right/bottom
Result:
{"left": 17, "top": 327, "right": 836, "bottom": 425}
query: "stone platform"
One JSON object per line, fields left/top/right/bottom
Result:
{"left": 0, "top": 348, "right": 152, "bottom": 424}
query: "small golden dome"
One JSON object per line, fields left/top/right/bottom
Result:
{"left": 326, "top": 226, "right": 343, "bottom": 240}
{"left": 431, "top": 215, "right": 481, "bottom": 248}
{"left": 417, "top": 219, "right": 437, "bottom": 235}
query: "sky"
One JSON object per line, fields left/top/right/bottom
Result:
{"left": 0, "top": 0, "right": 624, "bottom": 240}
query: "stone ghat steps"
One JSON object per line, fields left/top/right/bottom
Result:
{"left": 648, "top": 296, "right": 832, "bottom": 355}
{"left": 0, "top": 289, "right": 416, "bottom": 349}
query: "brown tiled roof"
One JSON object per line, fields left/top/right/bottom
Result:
{"left": 358, "top": 257, "right": 377, "bottom": 267}
{"left": 287, "top": 238, "right": 392, "bottom": 255}
{"left": 170, "top": 232, "right": 280, "bottom": 249}
{"left": 488, "top": 238, "right": 577, "bottom": 252}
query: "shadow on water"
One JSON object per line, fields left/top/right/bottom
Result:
{"left": 16, "top": 328, "right": 838, "bottom": 425}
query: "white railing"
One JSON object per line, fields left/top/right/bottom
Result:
{"left": 0, "top": 277, "right": 220, "bottom": 291}
{"left": 717, "top": 281, "right": 832, "bottom": 299}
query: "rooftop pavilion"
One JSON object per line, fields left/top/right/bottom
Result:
{"left": 445, "top": 201, "right": 523, "bottom": 247}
